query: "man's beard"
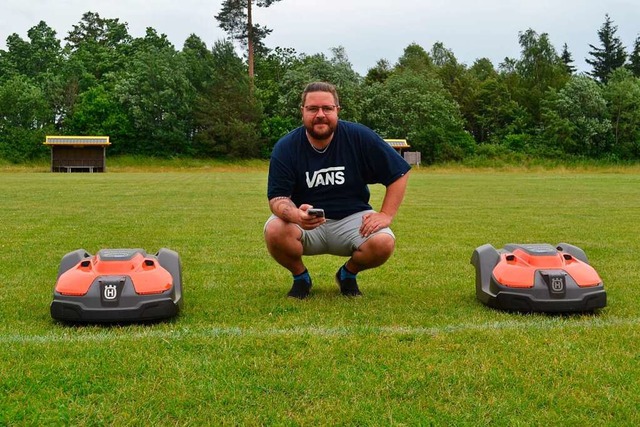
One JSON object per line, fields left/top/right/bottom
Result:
{"left": 305, "top": 118, "right": 336, "bottom": 141}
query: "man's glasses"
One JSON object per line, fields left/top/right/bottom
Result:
{"left": 303, "top": 105, "right": 339, "bottom": 114}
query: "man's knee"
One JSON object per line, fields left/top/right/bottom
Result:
{"left": 264, "top": 218, "right": 301, "bottom": 245}
{"left": 363, "top": 233, "right": 396, "bottom": 259}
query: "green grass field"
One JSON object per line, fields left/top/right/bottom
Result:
{"left": 2, "top": 163, "right": 640, "bottom": 425}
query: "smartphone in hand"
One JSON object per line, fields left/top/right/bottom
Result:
{"left": 307, "top": 208, "right": 325, "bottom": 218}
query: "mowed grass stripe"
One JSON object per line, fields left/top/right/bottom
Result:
{"left": 3, "top": 316, "right": 640, "bottom": 344}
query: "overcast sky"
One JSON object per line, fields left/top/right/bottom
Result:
{"left": 2, "top": 0, "right": 639, "bottom": 75}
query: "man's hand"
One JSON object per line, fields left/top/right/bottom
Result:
{"left": 360, "top": 211, "right": 392, "bottom": 237}
{"left": 359, "top": 172, "right": 409, "bottom": 237}
{"left": 269, "top": 198, "right": 325, "bottom": 229}
{"left": 298, "top": 204, "right": 326, "bottom": 230}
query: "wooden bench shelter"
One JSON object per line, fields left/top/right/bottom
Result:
{"left": 44, "top": 136, "right": 111, "bottom": 173}
{"left": 384, "top": 139, "right": 421, "bottom": 166}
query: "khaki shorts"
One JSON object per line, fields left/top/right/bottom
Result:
{"left": 264, "top": 210, "right": 395, "bottom": 257}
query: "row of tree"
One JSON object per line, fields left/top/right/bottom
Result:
{"left": 0, "top": 11, "right": 639, "bottom": 164}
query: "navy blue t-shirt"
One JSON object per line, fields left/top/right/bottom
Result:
{"left": 267, "top": 120, "right": 411, "bottom": 220}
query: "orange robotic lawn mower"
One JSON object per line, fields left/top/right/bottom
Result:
{"left": 471, "top": 243, "right": 606, "bottom": 313}
{"left": 51, "top": 248, "right": 182, "bottom": 322}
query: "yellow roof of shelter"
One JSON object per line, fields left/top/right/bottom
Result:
{"left": 384, "top": 139, "right": 410, "bottom": 149}
{"left": 44, "top": 136, "right": 111, "bottom": 146}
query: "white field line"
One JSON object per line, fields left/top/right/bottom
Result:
{"left": 2, "top": 316, "right": 639, "bottom": 345}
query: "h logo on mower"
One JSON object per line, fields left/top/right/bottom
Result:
{"left": 551, "top": 277, "right": 564, "bottom": 293}
{"left": 103, "top": 284, "right": 118, "bottom": 300}
{"left": 100, "top": 279, "right": 125, "bottom": 306}
{"left": 542, "top": 273, "right": 566, "bottom": 298}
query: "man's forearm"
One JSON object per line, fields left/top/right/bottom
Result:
{"left": 269, "top": 196, "right": 298, "bottom": 222}
{"left": 380, "top": 172, "right": 410, "bottom": 219}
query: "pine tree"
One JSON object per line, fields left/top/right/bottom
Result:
{"left": 561, "top": 43, "right": 577, "bottom": 74}
{"left": 628, "top": 35, "right": 640, "bottom": 77}
{"left": 215, "top": 0, "right": 283, "bottom": 83}
{"left": 586, "top": 14, "right": 627, "bottom": 83}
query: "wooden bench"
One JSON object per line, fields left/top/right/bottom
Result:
{"left": 60, "top": 165, "right": 95, "bottom": 173}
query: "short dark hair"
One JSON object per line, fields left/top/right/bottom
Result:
{"left": 301, "top": 82, "right": 340, "bottom": 107}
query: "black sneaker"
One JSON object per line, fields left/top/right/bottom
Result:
{"left": 287, "top": 277, "right": 312, "bottom": 299}
{"left": 335, "top": 268, "right": 362, "bottom": 297}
